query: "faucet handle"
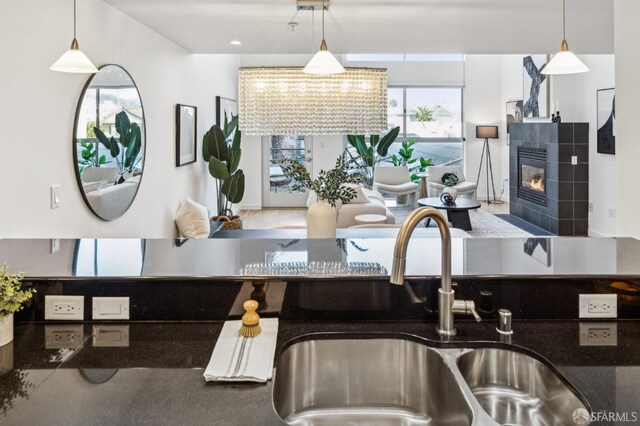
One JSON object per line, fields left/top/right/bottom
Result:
{"left": 452, "top": 300, "right": 482, "bottom": 323}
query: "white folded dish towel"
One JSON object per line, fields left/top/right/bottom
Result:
{"left": 203, "top": 318, "right": 279, "bottom": 383}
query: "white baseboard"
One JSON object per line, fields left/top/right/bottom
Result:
{"left": 588, "top": 229, "right": 610, "bottom": 238}
{"left": 239, "top": 204, "right": 262, "bottom": 211}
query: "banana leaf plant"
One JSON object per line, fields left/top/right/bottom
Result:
{"left": 390, "top": 138, "right": 433, "bottom": 182}
{"left": 346, "top": 126, "right": 400, "bottom": 186}
{"left": 93, "top": 111, "right": 143, "bottom": 183}
{"left": 203, "top": 113, "right": 245, "bottom": 218}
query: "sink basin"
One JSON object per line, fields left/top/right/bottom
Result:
{"left": 273, "top": 336, "right": 472, "bottom": 426}
{"left": 457, "top": 348, "right": 590, "bottom": 426}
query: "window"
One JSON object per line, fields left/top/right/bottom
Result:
{"left": 387, "top": 87, "right": 464, "bottom": 166}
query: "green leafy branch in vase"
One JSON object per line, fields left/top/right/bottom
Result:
{"left": 280, "top": 154, "right": 363, "bottom": 207}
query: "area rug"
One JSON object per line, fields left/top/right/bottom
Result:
{"left": 390, "top": 204, "right": 532, "bottom": 238}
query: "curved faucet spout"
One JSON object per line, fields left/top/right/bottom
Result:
{"left": 390, "top": 207, "right": 451, "bottom": 291}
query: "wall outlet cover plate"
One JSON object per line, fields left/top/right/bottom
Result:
{"left": 579, "top": 294, "right": 617, "bottom": 318}
{"left": 45, "top": 295, "right": 84, "bottom": 320}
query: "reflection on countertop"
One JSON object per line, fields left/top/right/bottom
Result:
{"left": 0, "top": 237, "right": 639, "bottom": 280}
{"left": 1, "top": 321, "right": 639, "bottom": 425}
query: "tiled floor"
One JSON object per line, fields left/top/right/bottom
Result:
{"left": 240, "top": 201, "right": 512, "bottom": 230}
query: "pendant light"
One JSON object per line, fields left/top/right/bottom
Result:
{"left": 542, "top": 0, "right": 588, "bottom": 75}
{"left": 50, "top": 0, "right": 98, "bottom": 74}
{"left": 303, "top": 1, "right": 345, "bottom": 75}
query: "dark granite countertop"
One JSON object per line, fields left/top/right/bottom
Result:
{"left": 1, "top": 237, "right": 640, "bottom": 280}
{"left": 1, "top": 320, "right": 638, "bottom": 425}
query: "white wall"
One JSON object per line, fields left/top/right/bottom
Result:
{"left": 0, "top": 0, "right": 238, "bottom": 238}
{"left": 614, "top": 0, "right": 640, "bottom": 239}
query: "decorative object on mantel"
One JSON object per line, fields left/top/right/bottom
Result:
{"left": 347, "top": 127, "right": 400, "bottom": 187}
{"left": 50, "top": 0, "right": 98, "bottom": 73}
{"left": 523, "top": 55, "right": 549, "bottom": 119}
{"left": 506, "top": 100, "right": 523, "bottom": 135}
{"left": 175, "top": 104, "right": 197, "bottom": 167}
{"left": 280, "top": 154, "right": 362, "bottom": 238}
{"left": 541, "top": 0, "right": 589, "bottom": 76}
{"left": 597, "top": 88, "right": 615, "bottom": 155}
{"left": 551, "top": 111, "right": 562, "bottom": 123}
{"left": 203, "top": 113, "right": 245, "bottom": 230}
{"left": 238, "top": 67, "right": 388, "bottom": 135}
{"left": 0, "top": 266, "right": 35, "bottom": 346}
{"left": 475, "top": 126, "right": 503, "bottom": 204}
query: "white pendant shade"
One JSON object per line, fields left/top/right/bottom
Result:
{"left": 303, "top": 49, "right": 345, "bottom": 75}
{"left": 50, "top": 43, "right": 98, "bottom": 74}
{"left": 542, "top": 50, "right": 589, "bottom": 75}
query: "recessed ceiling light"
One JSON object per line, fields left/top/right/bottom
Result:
{"left": 230, "top": 40, "right": 242, "bottom": 45}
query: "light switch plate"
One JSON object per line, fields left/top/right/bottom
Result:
{"left": 92, "top": 297, "right": 130, "bottom": 320}
{"left": 50, "top": 185, "right": 60, "bottom": 209}
{"left": 579, "top": 294, "right": 617, "bottom": 318}
{"left": 93, "top": 325, "right": 130, "bottom": 347}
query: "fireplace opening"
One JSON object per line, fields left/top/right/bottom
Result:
{"left": 518, "top": 147, "right": 547, "bottom": 206}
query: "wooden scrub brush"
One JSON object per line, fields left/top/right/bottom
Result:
{"left": 239, "top": 300, "right": 262, "bottom": 338}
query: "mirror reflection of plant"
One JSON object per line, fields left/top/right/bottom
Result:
{"left": 390, "top": 138, "right": 433, "bottom": 182}
{"left": 203, "top": 113, "right": 245, "bottom": 218}
{"left": 280, "top": 154, "right": 363, "bottom": 207}
{"left": 93, "top": 111, "right": 143, "bottom": 182}
{"left": 0, "top": 369, "right": 33, "bottom": 416}
{"left": 77, "top": 140, "right": 108, "bottom": 174}
{"left": 346, "top": 127, "right": 400, "bottom": 186}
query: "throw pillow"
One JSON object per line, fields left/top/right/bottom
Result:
{"left": 175, "top": 197, "right": 210, "bottom": 239}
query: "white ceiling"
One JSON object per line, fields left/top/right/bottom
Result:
{"left": 103, "top": 0, "right": 614, "bottom": 54}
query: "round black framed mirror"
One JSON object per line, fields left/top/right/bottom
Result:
{"left": 73, "top": 64, "right": 146, "bottom": 221}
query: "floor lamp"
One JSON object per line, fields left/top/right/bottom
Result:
{"left": 475, "top": 125, "right": 502, "bottom": 204}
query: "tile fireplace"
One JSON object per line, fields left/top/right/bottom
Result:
{"left": 509, "top": 123, "right": 589, "bottom": 236}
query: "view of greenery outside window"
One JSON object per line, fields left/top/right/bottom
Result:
{"left": 386, "top": 87, "right": 464, "bottom": 168}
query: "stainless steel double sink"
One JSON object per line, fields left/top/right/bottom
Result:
{"left": 273, "top": 334, "right": 590, "bottom": 425}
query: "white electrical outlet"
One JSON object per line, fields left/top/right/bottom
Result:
{"left": 579, "top": 294, "right": 617, "bottom": 318}
{"left": 50, "top": 185, "right": 60, "bottom": 209}
{"left": 45, "top": 324, "right": 84, "bottom": 349}
{"left": 92, "top": 297, "right": 130, "bottom": 320}
{"left": 579, "top": 322, "right": 617, "bottom": 346}
{"left": 93, "top": 325, "right": 130, "bottom": 347}
{"left": 45, "top": 295, "right": 84, "bottom": 320}
{"left": 50, "top": 238, "right": 60, "bottom": 254}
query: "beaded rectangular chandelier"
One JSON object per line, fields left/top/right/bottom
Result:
{"left": 238, "top": 67, "right": 388, "bottom": 135}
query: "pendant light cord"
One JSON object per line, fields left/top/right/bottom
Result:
{"left": 562, "top": 0, "right": 566, "bottom": 41}
{"left": 74, "top": 0, "right": 77, "bottom": 39}
{"left": 267, "top": 8, "right": 299, "bottom": 66}
{"left": 322, "top": 0, "right": 325, "bottom": 41}
{"left": 328, "top": 9, "right": 354, "bottom": 54}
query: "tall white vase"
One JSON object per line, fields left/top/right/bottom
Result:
{"left": 0, "top": 314, "right": 13, "bottom": 347}
{"left": 307, "top": 201, "right": 337, "bottom": 239}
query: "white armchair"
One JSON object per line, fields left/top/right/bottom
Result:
{"left": 373, "top": 165, "right": 419, "bottom": 206}
{"left": 427, "top": 166, "right": 477, "bottom": 199}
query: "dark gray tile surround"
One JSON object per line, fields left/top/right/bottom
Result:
{"left": 509, "top": 123, "right": 589, "bottom": 236}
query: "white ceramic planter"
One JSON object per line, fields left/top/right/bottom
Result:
{"left": 307, "top": 201, "right": 337, "bottom": 239}
{"left": 0, "top": 314, "right": 13, "bottom": 347}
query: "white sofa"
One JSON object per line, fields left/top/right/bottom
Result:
{"left": 373, "top": 165, "right": 419, "bottom": 207}
{"left": 307, "top": 187, "right": 395, "bottom": 228}
{"left": 85, "top": 176, "right": 140, "bottom": 220}
{"left": 427, "top": 166, "right": 477, "bottom": 199}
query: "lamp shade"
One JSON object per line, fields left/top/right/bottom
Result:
{"left": 50, "top": 41, "right": 98, "bottom": 74}
{"left": 476, "top": 126, "right": 499, "bottom": 139}
{"left": 303, "top": 49, "right": 346, "bottom": 75}
{"left": 541, "top": 50, "right": 589, "bottom": 75}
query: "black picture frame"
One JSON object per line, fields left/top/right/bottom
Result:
{"left": 596, "top": 88, "right": 615, "bottom": 155}
{"left": 216, "top": 96, "right": 237, "bottom": 127}
{"left": 176, "top": 104, "right": 197, "bottom": 167}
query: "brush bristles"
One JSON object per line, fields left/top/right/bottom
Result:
{"left": 239, "top": 323, "right": 262, "bottom": 338}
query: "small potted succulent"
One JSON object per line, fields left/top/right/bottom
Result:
{"left": 0, "top": 266, "right": 35, "bottom": 346}
{"left": 280, "top": 154, "right": 362, "bottom": 238}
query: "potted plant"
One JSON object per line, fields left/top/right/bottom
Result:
{"left": 0, "top": 266, "right": 35, "bottom": 347}
{"left": 441, "top": 172, "right": 459, "bottom": 204}
{"left": 280, "top": 154, "right": 362, "bottom": 238}
{"left": 346, "top": 127, "right": 400, "bottom": 187}
{"left": 202, "top": 114, "right": 245, "bottom": 229}
{"left": 93, "top": 111, "right": 143, "bottom": 184}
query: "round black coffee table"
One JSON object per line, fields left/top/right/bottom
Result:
{"left": 418, "top": 197, "right": 481, "bottom": 231}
